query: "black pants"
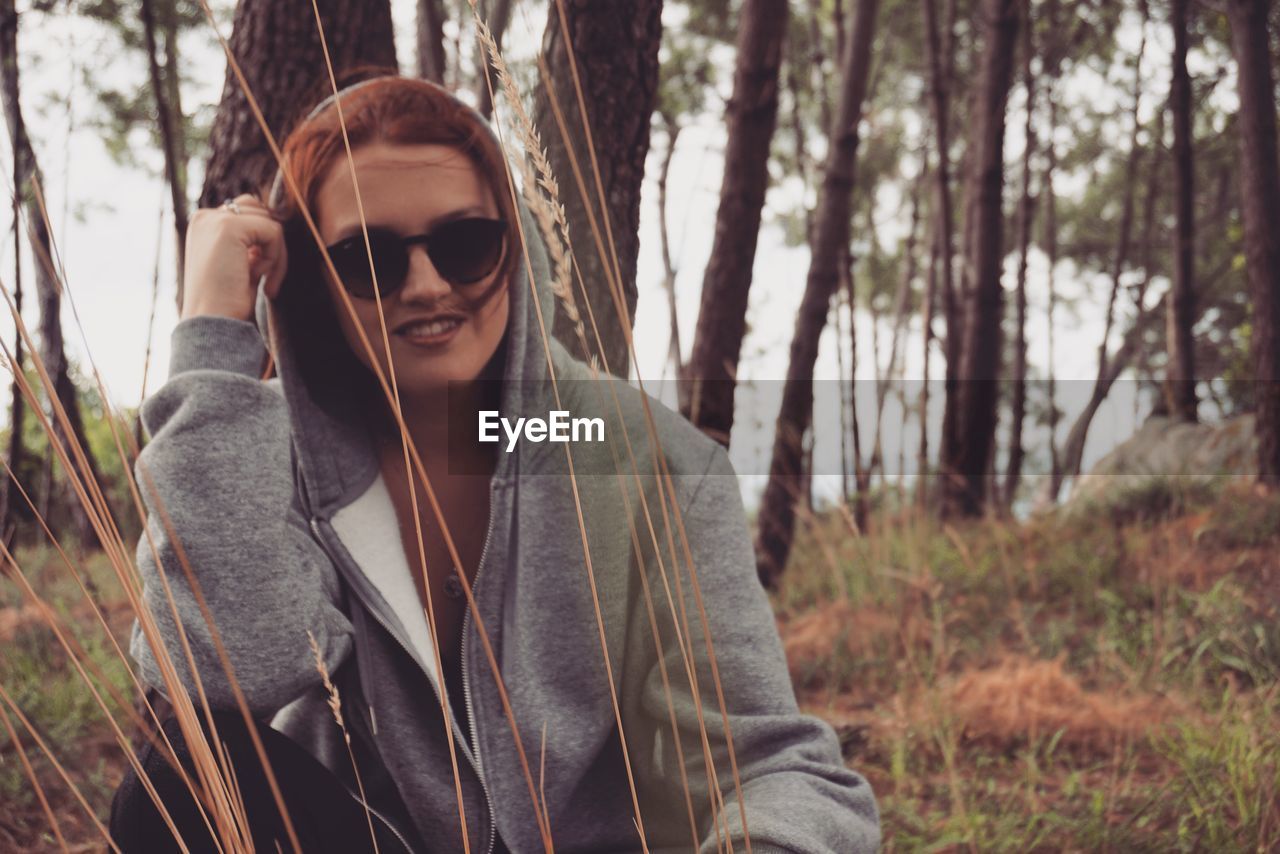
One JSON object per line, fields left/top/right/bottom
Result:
{"left": 109, "top": 710, "right": 416, "bottom": 854}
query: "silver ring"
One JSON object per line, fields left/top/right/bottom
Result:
{"left": 222, "top": 198, "right": 242, "bottom": 215}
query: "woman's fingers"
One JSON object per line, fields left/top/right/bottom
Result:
{"left": 181, "top": 194, "right": 288, "bottom": 321}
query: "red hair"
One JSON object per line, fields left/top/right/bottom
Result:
{"left": 269, "top": 73, "right": 519, "bottom": 298}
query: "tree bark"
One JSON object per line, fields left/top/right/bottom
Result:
{"left": 141, "top": 0, "right": 190, "bottom": 308}
{"left": 1164, "top": 0, "right": 1198, "bottom": 422}
{"left": 532, "top": 0, "right": 662, "bottom": 379}
{"left": 921, "top": 0, "right": 960, "bottom": 500}
{"left": 871, "top": 177, "right": 921, "bottom": 480}
{"left": 474, "top": 0, "right": 512, "bottom": 117}
{"left": 2, "top": 110, "right": 23, "bottom": 542}
{"left": 940, "top": 0, "right": 1020, "bottom": 517}
{"left": 754, "top": 0, "right": 880, "bottom": 589}
{"left": 417, "top": 0, "right": 446, "bottom": 83}
{"left": 1226, "top": 0, "right": 1280, "bottom": 486}
{"left": 681, "top": 0, "right": 790, "bottom": 444}
{"left": 0, "top": 0, "right": 104, "bottom": 543}
{"left": 656, "top": 117, "right": 682, "bottom": 380}
{"left": 198, "top": 0, "right": 397, "bottom": 210}
{"left": 917, "top": 223, "right": 939, "bottom": 505}
{"left": 1004, "top": 0, "right": 1037, "bottom": 513}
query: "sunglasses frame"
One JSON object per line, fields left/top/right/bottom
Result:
{"left": 322, "top": 216, "right": 508, "bottom": 299}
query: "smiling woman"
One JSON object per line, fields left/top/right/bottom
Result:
{"left": 110, "top": 75, "right": 880, "bottom": 854}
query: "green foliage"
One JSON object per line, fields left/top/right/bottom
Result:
{"left": 71, "top": 0, "right": 209, "bottom": 176}
{"left": 0, "top": 359, "right": 141, "bottom": 550}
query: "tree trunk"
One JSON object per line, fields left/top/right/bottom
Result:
{"left": 940, "top": 0, "right": 1020, "bottom": 517}
{"left": 1055, "top": 292, "right": 1167, "bottom": 494}
{"left": 141, "top": 0, "right": 190, "bottom": 308}
{"left": 754, "top": 0, "right": 880, "bottom": 589}
{"left": 656, "top": 118, "right": 682, "bottom": 381}
{"left": 474, "top": 0, "right": 512, "bottom": 117}
{"left": 2, "top": 123, "right": 23, "bottom": 542}
{"left": 1004, "top": 0, "right": 1037, "bottom": 513}
{"left": 921, "top": 0, "right": 960, "bottom": 510}
{"left": 0, "top": 0, "right": 104, "bottom": 543}
{"left": 1164, "top": 0, "right": 1198, "bottom": 422}
{"left": 417, "top": 0, "right": 446, "bottom": 83}
{"left": 1044, "top": 1, "right": 1151, "bottom": 502}
{"left": 1226, "top": 0, "right": 1280, "bottom": 486}
{"left": 917, "top": 222, "right": 939, "bottom": 505}
{"left": 871, "top": 176, "right": 921, "bottom": 480}
{"left": 198, "top": 0, "right": 397, "bottom": 210}
{"left": 681, "top": 0, "right": 790, "bottom": 444}
{"left": 532, "top": 0, "right": 662, "bottom": 379}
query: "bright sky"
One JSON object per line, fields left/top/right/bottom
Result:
{"left": 0, "top": 0, "right": 1214, "bottom": 505}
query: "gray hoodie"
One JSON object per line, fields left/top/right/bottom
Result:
{"left": 129, "top": 92, "right": 879, "bottom": 854}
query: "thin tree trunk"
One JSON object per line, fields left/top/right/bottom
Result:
{"left": 682, "top": 0, "right": 790, "bottom": 444}
{"left": 1164, "top": 0, "right": 1198, "bottom": 421}
{"left": 474, "top": 0, "right": 512, "bottom": 117}
{"left": 917, "top": 216, "right": 939, "bottom": 506}
{"left": 199, "top": 0, "right": 397, "bottom": 211}
{"left": 1049, "top": 16, "right": 1152, "bottom": 501}
{"left": 921, "top": 0, "right": 960, "bottom": 509}
{"left": 1004, "top": 0, "right": 1037, "bottom": 513}
{"left": 532, "top": 0, "right": 663, "bottom": 378}
{"left": 141, "top": 0, "right": 189, "bottom": 308}
{"left": 1044, "top": 84, "right": 1061, "bottom": 485}
{"left": 1056, "top": 292, "right": 1168, "bottom": 492}
{"left": 0, "top": 0, "right": 104, "bottom": 543}
{"left": 1226, "top": 0, "right": 1280, "bottom": 486}
{"left": 417, "top": 0, "right": 446, "bottom": 83}
{"left": 872, "top": 174, "right": 921, "bottom": 481}
{"left": 755, "top": 0, "right": 880, "bottom": 588}
{"left": 941, "top": 0, "right": 1021, "bottom": 517}
{"left": 656, "top": 118, "right": 683, "bottom": 381}
{"left": 2, "top": 129, "right": 23, "bottom": 543}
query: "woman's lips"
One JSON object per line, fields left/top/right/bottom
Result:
{"left": 395, "top": 315, "right": 465, "bottom": 347}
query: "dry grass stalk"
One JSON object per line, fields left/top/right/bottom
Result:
{"left": 0, "top": 286, "right": 246, "bottom": 849}
{"left": 518, "top": 28, "right": 750, "bottom": 847}
{"left": 0, "top": 680, "right": 119, "bottom": 851}
{"left": 0, "top": 696, "right": 68, "bottom": 850}
{"left": 307, "top": 630, "right": 379, "bottom": 854}
{"left": 469, "top": 2, "right": 585, "bottom": 358}
{"left": 6, "top": 133, "right": 284, "bottom": 853}
{"left": 305, "top": 4, "right": 475, "bottom": 849}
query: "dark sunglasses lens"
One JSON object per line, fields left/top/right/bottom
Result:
{"left": 329, "top": 231, "right": 407, "bottom": 298}
{"left": 428, "top": 219, "right": 507, "bottom": 285}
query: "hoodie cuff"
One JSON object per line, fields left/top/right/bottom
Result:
{"left": 169, "top": 315, "right": 269, "bottom": 379}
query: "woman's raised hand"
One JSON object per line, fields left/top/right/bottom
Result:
{"left": 180, "top": 193, "right": 288, "bottom": 322}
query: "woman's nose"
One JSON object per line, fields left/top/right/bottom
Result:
{"left": 397, "top": 245, "right": 453, "bottom": 303}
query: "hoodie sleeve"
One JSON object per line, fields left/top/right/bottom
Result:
{"left": 128, "top": 315, "right": 355, "bottom": 718}
{"left": 638, "top": 444, "right": 880, "bottom": 854}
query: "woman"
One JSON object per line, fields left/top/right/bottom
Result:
{"left": 110, "top": 75, "right": 879, "bottom": 854}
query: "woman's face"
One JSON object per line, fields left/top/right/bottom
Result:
{"left": 312, "top": 141, "right": 510, "bottom": 397}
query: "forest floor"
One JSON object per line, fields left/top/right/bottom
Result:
{"left": 778, "top": 478, "right": 1280, "bottom": 852}
{"left": 1, "top": 478, "right": 1277, "bottom": 852}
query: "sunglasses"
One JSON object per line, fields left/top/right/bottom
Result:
{"left": 323, "top": 217, "right": 508, "bottom": 299}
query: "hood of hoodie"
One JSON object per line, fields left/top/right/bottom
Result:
{"left": 252, "top": 81, "right": 557, "bottom": 519}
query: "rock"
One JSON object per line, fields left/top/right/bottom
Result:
{"left": 1069, "top": 414, "right": 1257, "bottom": 506}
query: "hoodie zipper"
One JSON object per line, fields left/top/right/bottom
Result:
{"left": 462, "top": 475, "right": 499, "bottom": 854}
{"left": 310, "top": 494, "right": 501, "bottom": 854}
{"left": 307, "top": 514, "right": 491, "bottom": 854}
